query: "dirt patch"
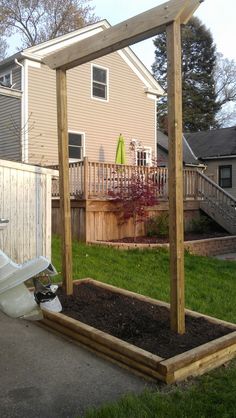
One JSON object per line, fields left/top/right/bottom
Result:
{"left": 109, "top": 232, "right": 230, "bottom": 244}
{"left": 58, "top": 282, "right": 232, "bottom": 359}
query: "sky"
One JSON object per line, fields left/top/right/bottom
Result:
{"left": 92, "top": 0, "right": 236, "bottom": 70}
{"left": 7, "top": 1, "right": 236, "bottom": 71}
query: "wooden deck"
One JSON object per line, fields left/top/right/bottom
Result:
{"left": 51, "top": 159, "right": 199, "bottom": 201}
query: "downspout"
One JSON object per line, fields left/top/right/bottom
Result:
{"left": 15, "top": 59, "right": 27, "bottom": 162}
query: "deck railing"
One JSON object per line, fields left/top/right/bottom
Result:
{"left": 196, "top": 170, "right": 236, "bottom": 233}
{"left": 51, "top": 159, "right": 199, "bottom": 200}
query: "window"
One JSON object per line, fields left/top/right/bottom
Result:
{"left": 68, "top": 132, "right": 84, "bottom": 161}
{"left": 92, "top": 65, "right": 108, "bottom": 100}
{"left": 136, "top": 148, "right": 152, "bottom": 166}
{"left": 219, "top": 165, "right": 232, "bottom": 188}
{"left": 0, "top": 71, "right": 11, "bottom": 87}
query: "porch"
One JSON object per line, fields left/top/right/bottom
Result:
{"left": 51, "top": 158, "right": 236, "bottom": 242}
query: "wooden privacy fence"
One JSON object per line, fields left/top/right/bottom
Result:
{"left": 0, "top": 159, "right": 58, "bottom": 263}
{"left": 51, "top": 159, "right": 198, "bottom": 200}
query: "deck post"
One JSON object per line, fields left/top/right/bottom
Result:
{"left": 56, "top": 69, "right": 73, "bottom": 295}
{"left": 166, "top": 19, "right": 185, "bottom": 334}
{"left": 83, "top": 157, "right": 89, "bottom": 200}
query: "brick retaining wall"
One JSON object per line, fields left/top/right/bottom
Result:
{"left": 89, "top": 235, "right": 236, "bottom": 257}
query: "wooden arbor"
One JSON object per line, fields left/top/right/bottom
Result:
{"left": 43, "top": 0, "right": 202, "bottom": 334}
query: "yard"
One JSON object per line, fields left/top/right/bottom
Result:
{"left": 51, "top": 236, "right": 236, "bottom": 417}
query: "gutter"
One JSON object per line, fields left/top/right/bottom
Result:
{"left": 14, "top": 59, "right": 28, "bottom": 162}
{"left": 201, "top": 155, "right": 236, "bottom": 160}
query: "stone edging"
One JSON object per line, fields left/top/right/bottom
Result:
{"left": 88, "top": 235, "right": 236, "bottom": 257}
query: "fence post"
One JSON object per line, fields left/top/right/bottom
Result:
{"left": 195, "top": 171, "right": 199, "bottom": 199}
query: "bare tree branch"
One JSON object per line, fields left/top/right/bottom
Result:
{"left": 0, "top": 0, "right": 98, "bottom": 48}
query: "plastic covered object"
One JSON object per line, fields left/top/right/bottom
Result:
{"left": 0, "top": 283, "right": 42, "bottom": 319}
{"left": 0, "top": 250, "right": 58, "bottom": 319}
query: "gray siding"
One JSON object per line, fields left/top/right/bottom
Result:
{"left": 205, "top": 158, "right": 236, "bottom": 198}
{"left": 0, "top": 92, "right": 21, "bottom": 161}
{"left": 27, "top": 52, "right": 156, "bottom": 166}
{"left": 12, "top": 66, "right": 22, "bottom": 90}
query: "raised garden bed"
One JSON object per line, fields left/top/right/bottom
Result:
{"left": 41, "top": 279, "right": 236, "bottom": 383}
{"left": 89, "top": 234, "right": 236, "bottom": 257}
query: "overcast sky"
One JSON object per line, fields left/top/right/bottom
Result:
{"left": 93, "top": 0, "right": 236, "bottom": 70}
{"left": 7, "top": 0, "right": 236, "bottom": 71}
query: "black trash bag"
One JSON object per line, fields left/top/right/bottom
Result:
{"left": 33, "top": 277, "right": 57, "bottom": 304}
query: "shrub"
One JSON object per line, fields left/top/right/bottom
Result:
{"left": 109, "top": 173, "right": 158, "bottom": 241}
{"left": 146, "top": 213, "right": 169, "bottom": 237}
{"left": 190, "top": 214, "right": 213, "bottom": 233}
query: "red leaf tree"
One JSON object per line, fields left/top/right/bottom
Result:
{"left": 109, "top": 173, "right": 159, "bottom": 241}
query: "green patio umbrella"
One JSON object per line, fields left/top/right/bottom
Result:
{"left": 115, "top": 134, "right": 126, "bottom": 164}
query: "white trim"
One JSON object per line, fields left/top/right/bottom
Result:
{"left": 25, "top": 21, "right": 109, "bottom": 56}
{"left": 118, "top": 48, "right": 164, "bottom": 95}
{"left": 27, "top": 60, "right": 41, "bottom": 69}
{"left": 0, "top": 86, "right": 21, "bottom": 98}
{"left": 136, "top": 146, "right": 152, "bottom": 166}
{"left": 203, "top": 155, "right": 236, "bottom": 160}
{"left": 91, "top": 64, "right": 109, "bottom": 102}
{"left": 20, "top": 59, "right": 29, "bottom": 163}
{"left": 68, "top": 130, "right": 85, "bottom": 162}
{"left": 154, "top": 97, "right": 157, "bottom": 160}
{"left": 183, "top": 135, "right": 198, "bottom": 161}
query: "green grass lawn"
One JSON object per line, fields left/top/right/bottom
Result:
{"left": 51, "top": 236, "right": 236, "bottom": 418}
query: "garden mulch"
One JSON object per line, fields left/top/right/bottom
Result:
{"left": 110, "top": 231, "right": 230, "bottom": 244}
{"left": 58, "top": 282, "right": 232, "bottom": 359}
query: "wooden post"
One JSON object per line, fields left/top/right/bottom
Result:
{"left": 83, "top": 157, "right": 89, "bottom": 200}
{"left": 83, "top": 156, "right": 89, "bottom": 243}
{"left": 56, "top": 69, "right": 73, "bottom": 295}
{"left": 166, "top": 19, "right": 185, "bottom": 334}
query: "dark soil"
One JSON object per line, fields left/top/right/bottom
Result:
{"left": 58, "top": 282, "right": 232, "bottom": 359}
{"left": 110, "top": 231, "right": 230, "bottom": 244}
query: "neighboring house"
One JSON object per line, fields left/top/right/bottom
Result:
{"left": 185, "top": 126, "right": 236, "bottom": 197}
{"left": 0, "top": 86, "right": 22, "bottom": 161}
{"left": 156, "top": 130, "right": 204, "bottom": 168}
{"left": 0, "top": 20, "right": 163, "bottom": 167}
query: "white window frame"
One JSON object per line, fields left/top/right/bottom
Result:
{"left": 91, "top": 64, "right": 109, "bottom": 102}
{"left": 136, "top": 147, "right": 152, "bottom": 167}
{"left": 0, "top": 70, "right": 12, "bottom": 87}
{"left": 68, "top": 131, "right": 85, "bottom": 162}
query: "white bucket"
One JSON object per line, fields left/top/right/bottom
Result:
{"left": 40, "top": 296, "right": 62, "bottom": 313}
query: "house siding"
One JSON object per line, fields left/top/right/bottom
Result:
{"left": 0, "top": 92, "right": 21, "bottom": 161}
{"left": 205, "top": 158, "right": 236, "bottom": 198}
{"left": 12, "top": 66, "right": 22, "bottom": 90}
{"left": 27, "top": 52, "right": 156, "bottom": 166}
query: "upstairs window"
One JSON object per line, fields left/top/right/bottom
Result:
{"left": 0, "top": 71, "right": 11, "bottom": 87}
{"left": 68, "top": 132, "right": 84, "bottom": 161}
{"left": 92, "top": 65, "right": 108, "bottom": 100}
{"left": 136, "top": 147, "right": 152, "bottom": 166}
{"left": 219, "top": 165, "right": 232, "bottom": 188}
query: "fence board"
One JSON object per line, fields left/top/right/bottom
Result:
{"left": 0, "top": 159, "right": 57, "bottom": 263}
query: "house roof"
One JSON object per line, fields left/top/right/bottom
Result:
{"left": 157, "top": 130, "right": 200, "bottom": 166}
{"left": 0, "top": 20, "right": 164, "bottom": 96}
{"left": 185, "top": 127, "right": 236, "bottom": 160}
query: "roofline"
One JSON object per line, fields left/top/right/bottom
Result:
{"left": 201, "top": 155, "right": 236, "bottom": 160}
{"left": 183, "top": 134, "right": 198, "bottom": 161}
{"left": 0, "top": 21, "right": 110, "bottom": 68}
{"left": 0, "top": 19, "right": 163, "bottom": 94}
{"left": 26, "top": 20, "right": 110, "bottom": 55}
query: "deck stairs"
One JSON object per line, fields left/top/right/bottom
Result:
{"left": 196, "top": 171, "right": 236, "bottom": 234}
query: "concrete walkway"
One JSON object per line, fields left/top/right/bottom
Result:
{"left": 0, "top": 312, "right": 156, "bottom": 418}
{"left": 214, "top": 253, "right": 236, "bottom": 261}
